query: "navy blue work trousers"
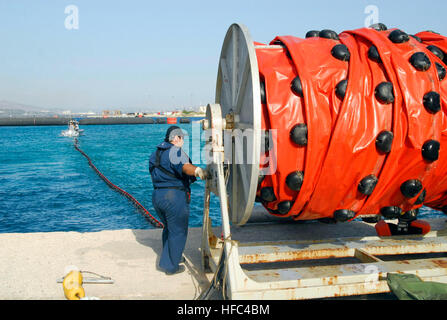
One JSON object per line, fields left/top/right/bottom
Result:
{"left": 152, "top": 188, "right": 189, "bottom": 273}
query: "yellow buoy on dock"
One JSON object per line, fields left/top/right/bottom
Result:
{"left": 62, "top": 270, "right": 85, "bottom": 300}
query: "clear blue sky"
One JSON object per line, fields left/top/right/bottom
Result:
{"left": 0, "top": 0, "right": 446, "bottom": 112}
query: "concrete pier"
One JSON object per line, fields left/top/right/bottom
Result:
{"left": 0, "top": 117, "right": 196, "bottom": 126}
{"left": 0, "top": 213, "right": 445, "bottom": 300}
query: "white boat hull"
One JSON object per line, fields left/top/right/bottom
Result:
{"left": 61, "top": 128, "right": 84, "bottom": 137}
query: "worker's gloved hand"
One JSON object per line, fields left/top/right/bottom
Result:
{"left": 194, "top": 167, "right": 208, "bottom": 180}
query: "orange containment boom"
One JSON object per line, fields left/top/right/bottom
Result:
{"left": 255, "top": 25, "right": 447, "bottom": 222}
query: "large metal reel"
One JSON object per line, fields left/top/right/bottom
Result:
{"left": 216, "top": 23, "right": 262, "bottom": 226}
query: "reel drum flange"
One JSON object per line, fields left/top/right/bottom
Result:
{"left": 214, "top": 23, "right": 262, "bottom": 226}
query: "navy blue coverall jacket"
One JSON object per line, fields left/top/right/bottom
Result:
{"left": 149, "top": 141, "right": 196, "bottom": 273}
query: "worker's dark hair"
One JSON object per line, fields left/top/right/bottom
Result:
{"left": 165, "top": 126, "right": 184, "bottom": 142}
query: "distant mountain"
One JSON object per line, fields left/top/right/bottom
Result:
{"left": 0, "top": 100, "right": 51, "bottom": 111}
{"left": 0, "top": 100, "right": 61, "bottom": 117}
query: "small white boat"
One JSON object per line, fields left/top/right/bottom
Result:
{"left": 61, "top": 120, "right": 84, "bottom": 137}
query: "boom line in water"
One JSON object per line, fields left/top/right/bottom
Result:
{"left": 74, "top": 139, "right": 164, "bottom": 229}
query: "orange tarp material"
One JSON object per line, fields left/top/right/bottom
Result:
{"left": 415, "top": 31, "right": 447, "bottom": 212}
{"left": 256, "top": 28, "right": 447, "bottom": 220}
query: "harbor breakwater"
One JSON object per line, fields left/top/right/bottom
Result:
{"left": 0, "top": 117, "right": 193, "bottom": 126}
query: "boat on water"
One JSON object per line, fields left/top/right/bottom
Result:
{"left": 167, "top": 117, "right": 177, "bottom": 124}
{"left": 61, "top": 120, "right": 84, "bottom": 137}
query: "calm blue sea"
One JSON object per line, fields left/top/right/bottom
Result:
{"left": 0, "top": 119, "right": 222, "bottom": 233}
{"left": 0, "top": 121, "right": 444, "bottom": 234}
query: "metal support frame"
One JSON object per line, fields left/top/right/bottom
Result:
{"left": 202, "top": 206, "right": 447, "bottom": 299}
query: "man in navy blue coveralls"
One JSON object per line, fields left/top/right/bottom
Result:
{"left": 149, "top": 126, "right": 207, "bottom": 275}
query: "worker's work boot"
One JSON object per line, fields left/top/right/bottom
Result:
{"left": 165, "top": 265, "right": 185, "bottom": 276}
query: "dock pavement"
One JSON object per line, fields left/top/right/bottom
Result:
{"left": 0, "top": 207, "right": 445, "bottom": 300}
